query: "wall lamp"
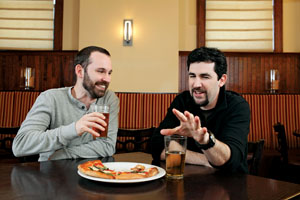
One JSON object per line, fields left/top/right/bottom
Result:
{"left": 123, "top": 19, "right": 133, "bottom": 46}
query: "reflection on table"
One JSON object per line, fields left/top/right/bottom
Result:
{"left": 0, "top": 152, "right": 299, "bottom": 200}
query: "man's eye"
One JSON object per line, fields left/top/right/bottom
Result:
{"left": 202, "top": 75, "right": 210, "bottom": 79}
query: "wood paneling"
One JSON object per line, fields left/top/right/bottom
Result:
{"left": 0, "top": 51, "right": 77, "bottom": 91}
{"left": 179, "top": 51, "right": 300, "bottom": 94}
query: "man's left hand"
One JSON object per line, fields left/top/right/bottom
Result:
{"left": 160, "top": 108, "right": 209, "bottom": 144}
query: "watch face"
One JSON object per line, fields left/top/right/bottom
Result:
{"left": 210, "top": 133, "right": 216, "bottom": 143}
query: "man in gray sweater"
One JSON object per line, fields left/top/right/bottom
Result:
{"left": 12, "top": 46, "right": 119, "bottom": 161}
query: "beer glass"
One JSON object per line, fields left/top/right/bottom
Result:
{"left": 164, "top": 135, "right": 187, "bottom": 179}
{"left": 90, "top": 104, "right": 110, "bottom": 137}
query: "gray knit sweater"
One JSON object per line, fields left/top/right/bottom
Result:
{"left": 12, "top": 87, "right": 119, "bottom": 161}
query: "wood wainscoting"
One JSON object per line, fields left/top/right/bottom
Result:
{"left": 1, "top": 91, "right": 299, "bottom": 150}
{"left": 179, "top": 51, "right": 300, "bottom": 94}
{"left": 0, "top": 51, "right": 77, "bottom": 91}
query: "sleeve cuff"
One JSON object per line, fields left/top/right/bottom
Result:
{"left": 59, "top": 122, "right": 78, "bottom": 145}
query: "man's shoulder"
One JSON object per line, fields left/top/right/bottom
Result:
{"left": 225, "top": 90, "right": 249, "bottom": 107}
{"left": 40, "top": 87, "right": 70, "bottom": 98}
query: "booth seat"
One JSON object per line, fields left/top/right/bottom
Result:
{"left": 0, "top": 91, "right": 299, "bottom": 149}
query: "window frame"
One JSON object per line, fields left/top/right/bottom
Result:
{"left": 196, "top": 0, "right": 283, "bottom": 52}
{"left": 54, "top": 0, "right": 63, "bottom": 50}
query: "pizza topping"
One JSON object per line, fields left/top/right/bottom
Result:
{"left": 131, "top": 164, "right": 145, "bottom": 172}
{"left": 94, "top": 164, "right": 109, "bottom": 170}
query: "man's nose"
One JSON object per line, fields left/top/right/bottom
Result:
{"left": 193, "top": 77, "right": 202, "bottom": 87}
{"left": 102, "top": 73, "right": 111, "bottom": 83}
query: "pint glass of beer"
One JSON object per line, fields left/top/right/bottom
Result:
{"left": 90, "top": 104, "right": 110, "bottom": 138}
{"left": 164, "top": 135, "right": 187, "bottom": 179}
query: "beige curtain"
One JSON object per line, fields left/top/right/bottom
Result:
{"left": 206, "top": 0, "right": 273, "bottom": 52}
{"left": 0, "top": 0, "right": 54, "bottom": 50}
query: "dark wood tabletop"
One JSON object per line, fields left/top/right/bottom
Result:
{"left": 0, "top": 152, "right": 300, "bottom": 200}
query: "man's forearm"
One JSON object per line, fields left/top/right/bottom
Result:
{"left": 203, "top": 140, "right": 231, "bottom": 166}
{"left": 185, "top": 150, "right": 212, "bottom": 167}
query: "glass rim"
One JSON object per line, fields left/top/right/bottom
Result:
{"left": 164, "top": 134, "right": 187, "bottom": 139}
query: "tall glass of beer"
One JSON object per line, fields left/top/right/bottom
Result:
{"left": 90, "top": 104, "right": 110, "bottom": 138}
{"left": 164, "top": 135, "right": 187, "bottom": 179}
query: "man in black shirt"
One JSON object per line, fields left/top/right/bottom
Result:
{"left": 151, "top": 47, "right": 250, "bottom": 173}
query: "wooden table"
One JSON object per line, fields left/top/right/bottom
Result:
{"left": 0, "top": 152, "right": 300, "bottom": 200}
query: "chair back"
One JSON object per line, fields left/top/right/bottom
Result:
{"left": 0, "top": 127, "right": 38, "bottom": 163}
{"left": 116, "top": 127, "right": 155, "bottom": 153}
{"left": 247, "top": 139, "right": 265, "bottom": 175}
{"left": 0, "top": 127, "right": 19, "bottom": 152}
{"left": 273, "top": 122, "right": 288, "bottom": 164}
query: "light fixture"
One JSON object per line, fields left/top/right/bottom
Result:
{"left": 265, "top": 69, "right": 279, "bottom": 93}
{"left": 20, "top": 67, "right": 35, "bottom": 90}
{"left": 123, "top": 19, "right": 133, "bottom": 46}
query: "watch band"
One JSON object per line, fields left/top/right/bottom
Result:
{"left": 196, "top": 130, "right": 216, "bottom": 150}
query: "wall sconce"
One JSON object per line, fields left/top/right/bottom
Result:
{"left": 20, "top": 67, "right": 35, "bottom": 90}
{"left": 123, "top": 19, "right": 133, "bottom": 46}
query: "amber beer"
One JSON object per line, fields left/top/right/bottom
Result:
{"left": 91, "top": 105, "right": 110, "bottom": 138}
{"left": 92, "top": 112, "right": 109, "bottom": 137}
{"left": 164, "top": 135, "right": 187, "bottom": 179}
{"left": 166, "top": 151, "right": 186, "bottom": 178}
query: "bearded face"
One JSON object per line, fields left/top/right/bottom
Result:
{"left": 190, "top": 87, "right": 209, "bottom": 107}
{"left": 82, "top": 68, "right": 109, "bottom": 99}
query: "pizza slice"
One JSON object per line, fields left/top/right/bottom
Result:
{"left": 78, "top": 160, "right": 117, "bottom": 179}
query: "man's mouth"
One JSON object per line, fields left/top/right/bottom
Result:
{"left": 95, "top": 84, "right": 106, "bottom": 91}
{"left": 193, "top": 89, "right": 205, "bottom": 98}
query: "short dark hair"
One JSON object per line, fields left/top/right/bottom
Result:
{"left": 74, "top": 46, "right": 110, "bottom": 69}
{"left": 187, "top": 47, "right": 227, "bottom": 80}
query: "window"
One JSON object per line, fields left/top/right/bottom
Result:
{"left": 0, "top": 0, "right": 62, "bottom": 50}
{"left": 197, "top": 0, "right": 282, "bottom": 52}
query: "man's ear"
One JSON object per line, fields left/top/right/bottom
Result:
{"left": 219, "top": 74, "right": 227, "bottom": 87}
{"left": 75, "top": 64, "right": 84, "bottom": 78}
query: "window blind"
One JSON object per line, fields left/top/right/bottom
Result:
{"left": 206, "top": 0, "right": 273, "bottom": 52}
{"left": 0, "top": 0, "right": 54, "bottom": 50}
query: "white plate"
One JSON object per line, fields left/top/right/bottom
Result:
{"left": 77, "top": 162, "right": 166, "bottom": 183}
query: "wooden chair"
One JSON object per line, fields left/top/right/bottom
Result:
{"left": 272, "top": 123, "right": 300, "bottom": 183}
{"left": 247, "top": 139, "right": 265, "bottom": 175}
{"left": 116, "top": 127, "right": 155, "bottom": 153}
{"left": 0, "top": 127, "right": 38, "bottom": 163}
{"left": 0, "top": 127, "right": 20, "bottom": 163}
{"left": 273, "top": 122, "right": 300, "bottom": 166}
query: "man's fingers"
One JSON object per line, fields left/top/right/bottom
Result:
{"left": 184, "top": 111, "right": 194, "bottom": 121}
{"left": 172, "top": 109, "right": 187, "bottom": 122}
{"left": 195, "top": 116, "right": 201, "bottom": 130}
{"left": 160, "top": 126, "right": 180, "bottom": 136}
{"left": 82, "top": 125, "right": 100, "bottom": 137}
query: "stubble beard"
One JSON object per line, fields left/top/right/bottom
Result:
{"left": 82, "top": 72, "right": 108, "bottom": 99}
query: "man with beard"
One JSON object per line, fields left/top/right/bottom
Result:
{"left": 151, "top": 47, "right": 250, "bottom": 173}
{"left": 13, "top": 46, "right": 119, "bottom": 161}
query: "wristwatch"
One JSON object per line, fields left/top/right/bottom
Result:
{"left": 196, "top": 130, "right": 216, "bottom": 150}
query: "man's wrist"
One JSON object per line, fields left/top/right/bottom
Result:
{"left": 195, "top": 130, "right": 216, "bottom": 150}
{"left": 195, "top": 131, "right": 210, "bottom": 145}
